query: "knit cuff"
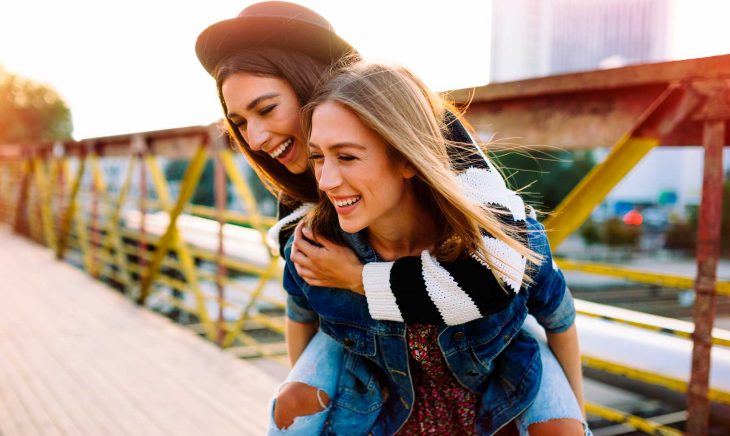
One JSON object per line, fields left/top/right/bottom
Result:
{"left": 265, "top": 203, "right": 313, "bottom": 254}
{"left": 362, "top": 262, "right": 404, "bottom": 322}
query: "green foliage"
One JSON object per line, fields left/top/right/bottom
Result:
{"left": 246, "top": 170, "right": 277, "bottom": 213}
{"left": 0, "top": 67, "right": 73, "bottom": 143}
{"left": 579, "top": 219, "right": 601, "bottom": 246}
{"left": 164, "top": 159, "right": 230, "bottom": 207}
{"left": 603, "top": 217, "right": 642, "bottom": 248}
{"left": 664, "top": 218, "right": 696, "bottom": 254}
{"left": 488, "top": 150, "right": 595, "bottom": 211}
{"left": 663, "top": 174, "right": 729, "bottom": 257}
{"left": 164, "top": 159, "right": 188, "bottom": 182}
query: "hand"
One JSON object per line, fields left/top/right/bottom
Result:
{"left": 291, "top": 221, "right": 365, "bottom": 294}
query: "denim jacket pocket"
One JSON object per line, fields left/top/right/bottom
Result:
{"left": 319, "top": 318, "right": 377, "bottom": 357}
{"left": 333, "top": 352, "right": 386, "bottom": 415}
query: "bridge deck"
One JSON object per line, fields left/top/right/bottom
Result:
{"left": 0, "top": 226, "right": 280, "bottom": 436}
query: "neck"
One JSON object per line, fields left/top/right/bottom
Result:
{"left": 367, "top": 191, "right": 437, "bottom": 261}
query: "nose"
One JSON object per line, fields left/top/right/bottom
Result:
{"left": 244, "top": 120, "right": 270, "bottom": 152}
{"left": 316, "top": 158, "right": 342, "bottom": 192}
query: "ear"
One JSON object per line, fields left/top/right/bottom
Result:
{"left": 400, "top": 161, "right": 418, "bottom": 179}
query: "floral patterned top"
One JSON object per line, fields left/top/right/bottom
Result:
{"left": 398, "top": 324, "right": 478, "bottom": 434}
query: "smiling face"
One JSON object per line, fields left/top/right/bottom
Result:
{"left": 308, "top": 101, "right": 417, "bottom": 235}
{"left": 221, "top": 73, "right": 308, "bottom": 174}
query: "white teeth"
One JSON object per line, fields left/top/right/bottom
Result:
{"left": 334, "top": 196, "right": 361, "bottom": 207}
{"left": 269, "top": 138, "right": 293, "bottom": 158}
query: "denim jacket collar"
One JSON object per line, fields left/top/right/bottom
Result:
{"left": 342, "top": 231, "right": 381, "bottom": 263}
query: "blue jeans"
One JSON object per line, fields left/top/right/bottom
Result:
{"left": 269, "top": 332, "right": 343, "bottom": 435}
{"left": 513, "top": 335, "right": 590, "bottom": 435}
{"left": 515, "top": 316, "right": 592, "bottom": 435}
{"left": 270, "top": 327, "right": 591, "bottom": 435}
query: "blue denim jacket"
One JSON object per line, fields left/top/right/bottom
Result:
{"left": 283, "top": 218, "right": 576, "bottom": 435}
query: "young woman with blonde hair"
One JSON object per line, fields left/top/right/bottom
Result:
{"left": 277, "top": 60, "right": 587, "bottom": 435}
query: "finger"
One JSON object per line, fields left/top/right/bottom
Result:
{"left": 305, "top": 227, "right": 338, "bottom": 249}
{"left": 295, "top": 222, "right": 322, "bottom": 253}
{"left": 293, "top": 236, "right": 315, "bottom": 258}
{"left": 301, "top": 225, "right": 319, "bottom": 244}
{"left": 293, "top": 221, "right": 306, "bottom": 245}
{"left": 298, "top": 268, "right": 317, "bottom": 284}
{"left": 293, "top": 257, "right": 313, "bottom": 278}
{"left": 291, "top": 247, "right": 312, "bottom": 267}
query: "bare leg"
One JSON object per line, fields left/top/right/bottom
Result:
{"left": 528, "top": 418, "right": 583, "bottom": 435}
{"left": 273, "top": 382, "right": 330, "bottom": 429}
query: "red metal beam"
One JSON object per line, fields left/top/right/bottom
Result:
{"left": 687, "top": 120, "right": 725, "bottom": 434}
{"left": 451, "top": 54, "right": 730, "bottom": 101}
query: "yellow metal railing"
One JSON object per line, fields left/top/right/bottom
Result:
{"left": 0, "top": 127, "right": 287, "bottom": 363}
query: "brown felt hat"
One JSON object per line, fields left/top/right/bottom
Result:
{"left": 195, "top": 1, "right": 354, "bottom": 76}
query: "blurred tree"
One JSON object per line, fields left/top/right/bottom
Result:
{"left": 246, "top": 169, "right": 277, "bottom": 215}
{"left": 664, "top": 173, "right": 728, "bottom": 258}
{"left": 664, "top": 218, "right": 696, "bottom": 254}
{"left": 579, "top": 219, "right": 601, "bottom": 247}
{"left": 489, "top": 150, "right": 595, "bottom": 211}
{"left": 603, "top": 217, "right": 642, "bottom": 249}
{"left": 164, "top": 159, "right": 230, "bottom": 208}
{"left": 0, "top": 67, "right": 73, "bottom": 143}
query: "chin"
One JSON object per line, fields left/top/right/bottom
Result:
{"left": 285, "top": 163, "right": 308, "bottom": 174}
{"left": 338, "top": 218, "right": 364, "bottom": 234}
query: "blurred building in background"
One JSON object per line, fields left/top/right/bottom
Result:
{"left": 489, "top": 0, "right": 728, "bottom": 220}
{"left": 491, "top": 0, "right": 670, "bottom": 82}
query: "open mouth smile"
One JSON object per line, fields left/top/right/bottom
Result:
{"left": 333, "top": 196, "right": 361, "bottom": 208}
{"left": 268, "top": 138, "right": 293, "bottom": 159}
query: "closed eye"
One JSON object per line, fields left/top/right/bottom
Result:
{"left": 259, "top": 104, "right": 276, "bottom": 116}
{"left": 232, "top": 118, "right": 247, "bottom": 131}
{"left": 338, "top": 154, "right": 357, "bottom": 161}
{"left": 308, "top": 152, "right": 323, "bottom": 161}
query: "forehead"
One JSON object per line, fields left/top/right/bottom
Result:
{"left": 310, "top": 101, "right": 368, "bottom": 141}
{"left": 221, "top": 73, "right": 295, "bottom": 106}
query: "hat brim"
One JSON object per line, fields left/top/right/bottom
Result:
{"left": 196, "top": 15, "right": 354, "bottom": 76}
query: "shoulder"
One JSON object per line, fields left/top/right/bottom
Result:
{"left": 524, "top": 217, "right": 557, "bottom": 282}
{"left": 525, "top": 218, "right": 551, "bottom": 258}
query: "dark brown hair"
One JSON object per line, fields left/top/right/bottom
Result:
{"left": 214, "top": 47, "right": 327, "bottom": 205}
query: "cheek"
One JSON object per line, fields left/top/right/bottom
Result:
{"left": 313, "top": 163, "right": 322, "bottom": 181}
{"left": 375, "top": 165, "right": 408, "bottom": 192}
{"left": 282, "top": 105, "right": 303, "bottom": 134}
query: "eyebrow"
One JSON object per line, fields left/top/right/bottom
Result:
{"left": 226, "top": 93, "right": 279, "bottom": 118}
{"left": 308, "top": 142, "right": 367, "bottom": 151}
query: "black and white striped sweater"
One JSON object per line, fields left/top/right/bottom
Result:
{"left": 267, "top": 115, "right": 534, "bottom": 326}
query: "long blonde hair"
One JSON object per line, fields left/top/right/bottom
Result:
{"left": 301, "top": 61, "right": 539, "bottom": 284}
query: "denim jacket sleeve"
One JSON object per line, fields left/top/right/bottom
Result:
{"left": 525, "top": 218, "right": 576, "bottom": 333}
{"left": 282, "top": 237, "right": 318, "bottom": 324}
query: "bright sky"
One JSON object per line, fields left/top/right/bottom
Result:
{"left": 0, "top": 0, "right": 728, "bottom": 140}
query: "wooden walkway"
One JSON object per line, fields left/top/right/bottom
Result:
{"left": 0, "top": 226, "right": 283, "bottom": 435}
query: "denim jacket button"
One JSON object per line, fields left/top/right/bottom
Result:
{"left": 453, "top": 331, "right": 465, "bottom": 341}
{"left": 344, "top": 338, "right": 354, "bottom": 347}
